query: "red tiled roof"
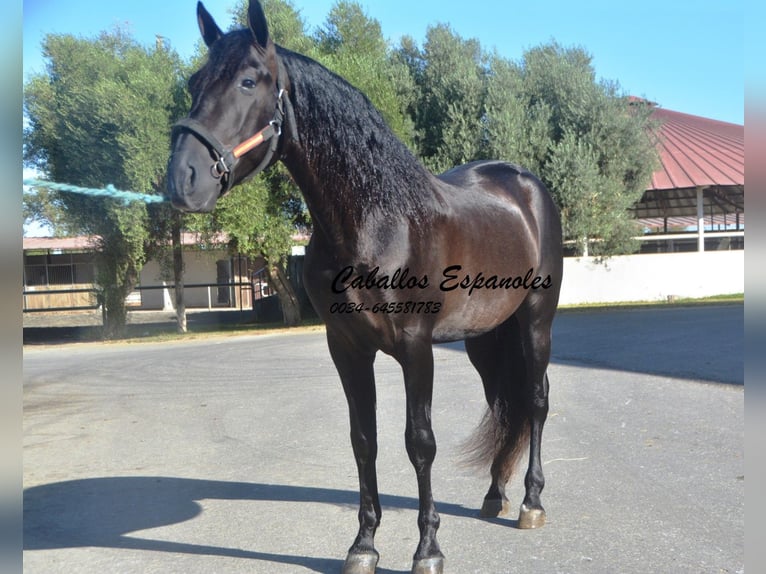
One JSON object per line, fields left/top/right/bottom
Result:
{"left": 649, "top": 107, "right": 744, "bottom": 191}
{"left": 22, "top": 236, "right": 97, "bottom": 252}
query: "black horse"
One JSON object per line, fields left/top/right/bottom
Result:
{"left": 168, "top": 2, "right": 563, "bottom": 572}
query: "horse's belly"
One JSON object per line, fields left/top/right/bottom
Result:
{"left": 431, "top": 294, "right": 521, "bottom": 342}
{"left": 430, "top": 265, "right": 553, "bottom": 342}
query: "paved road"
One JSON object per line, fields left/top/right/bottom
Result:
{"left": 551, "top": 303, "right": 743, "bottom": 385}
{"left": 23, "top": 304, "right": 744, "bottom": 573}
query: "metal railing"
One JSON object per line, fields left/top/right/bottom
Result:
{"left": 22, "top": 282, "right": 255, "bottom": 313}
{"left": 563, "top": 229, "right": 745, "bottom": 256}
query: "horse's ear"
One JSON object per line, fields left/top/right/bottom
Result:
{"left": 248, "top": 0, "right": 270, "bottom": 49}
{"left": 197, "top": 1, "right": 223, "bottom": 48}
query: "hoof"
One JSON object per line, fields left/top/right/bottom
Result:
{"left": 518, "top": 503, "right": 546, "bottom": 529}
{"left": 480, "top": 497, "right": 510, "bottom": 518}
{"left": 342, "top": 552, "right": 379, "bottom": 574}
{"left": 412, "top": 556, "right": 444, "bottom": 574}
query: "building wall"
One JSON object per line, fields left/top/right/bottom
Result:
{"left": 23, "top": 250, "right": 97, "bottom": 310}
{"left": 559, "top": 250, "right": 744, "bottom": 305}
{"left": 138, "top": 249, "right": 244, "bottom": 310}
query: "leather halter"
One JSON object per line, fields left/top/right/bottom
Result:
{"left": 171, "top": 70, "right": 291, "bottom": 195}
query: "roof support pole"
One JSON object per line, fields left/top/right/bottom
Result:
{"left": 697, "top": 186, "right": 705, "bottom": 252}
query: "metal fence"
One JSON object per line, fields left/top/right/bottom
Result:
{"left": 22, "top": 282, "right": 255, "bottom": 313}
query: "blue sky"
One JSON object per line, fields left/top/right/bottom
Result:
{"left": 24, "top": 0, "right": 744, "bottom": 125}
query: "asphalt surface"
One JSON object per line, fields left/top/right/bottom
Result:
{"left": 22, "top": 304, "right": 744, "bottom": 573}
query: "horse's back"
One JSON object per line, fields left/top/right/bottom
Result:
{"left": 437, "top": 160, "right": 561, "bottom": 248}
{"left": 438, "top": 159, "right": 529, "bottom": 186}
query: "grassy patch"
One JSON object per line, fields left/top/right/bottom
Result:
{"left": 111, "top": 318, "right": 327, "bottom": 345}
{"left": 23, "top": 315, "right": 327, "bottom": 347}
{"left": 559, "top": 293, "right": 743, "bottom": 311}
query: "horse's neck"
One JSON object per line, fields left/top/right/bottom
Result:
{"left": 280, "top": 147, "right": 349, "bottom": 251}
{"left": 278, "top": 49, "right": 439, "bottom": 252}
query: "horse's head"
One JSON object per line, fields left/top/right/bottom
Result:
{"left": 167, "top": 0, "right": 284, "bottom": 212}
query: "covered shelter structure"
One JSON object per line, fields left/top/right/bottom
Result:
{"left": 629, "top": 103, "right": 744, "bottom": 252}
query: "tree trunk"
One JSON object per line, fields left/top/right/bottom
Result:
{"left": 172, "top": 216, "right": 187, "bottom": 333}
{"left": 96, "top": 236, "right": 141, "bottom": 340}
{"left": 265, "top": 260, "right": 301, "bottom": 327}
{"left": 101, "top": 285, "right": 129, "bottom": 339}
{"left": 101, "top": 265, "right": 138, "bottom": 340}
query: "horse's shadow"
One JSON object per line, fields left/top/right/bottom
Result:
{"left": 24, "top": 477, "right": 508, "bottom": 573}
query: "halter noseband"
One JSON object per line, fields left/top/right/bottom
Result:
{"left": 172, "top": 81, "right": 288, "bottom": 195}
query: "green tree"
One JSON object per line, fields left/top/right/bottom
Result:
{"left": 188, "top": 170, "right": 303, "bottom": 326}
{"left": 483, "top": 53, "right": 552, "bottom": 173}
{"left": 24, "top": 30, "right": 187, "bottom": 337}
{"left": 313, "top": 1, "right": 415, "bottom": 146}
{"left": 484, "top": 42, "right": 659, "bottom": 256}
{"left": 399, "top": 25, "right": 487, "bottom": 172}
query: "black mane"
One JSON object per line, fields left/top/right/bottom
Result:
{"left": 276, "top": 45, "right": 441, "bottom": 225}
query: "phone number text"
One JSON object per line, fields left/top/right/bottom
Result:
{"left": 329, "top": 301, "right": 442, "bottom": 315}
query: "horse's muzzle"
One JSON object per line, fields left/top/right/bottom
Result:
{"left": 167, "top": 162, "right": 220, "bottom": 213}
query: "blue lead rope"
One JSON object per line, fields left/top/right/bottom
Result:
{"left": 23, "top": 179, "right": 168, "bottom": 205}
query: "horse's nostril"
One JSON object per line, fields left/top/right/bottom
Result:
{"left": 188, "top": 164, "right": 196, "bottom": 187}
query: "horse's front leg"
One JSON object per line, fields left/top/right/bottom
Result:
{"left": 396, "top": 334, "right": 444, "bottom": 574}
{"left": 327, "top": 329, "right": 381, "bottom": 574}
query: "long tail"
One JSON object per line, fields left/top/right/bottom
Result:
{"left": 461, "top": 349, "right": 530, "bottom": 481}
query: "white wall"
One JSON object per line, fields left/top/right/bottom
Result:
{"left": 559, "top": 250, "right": 744, "bottom": 305}
{"left": 138, "top": 250, "right": 231, "bottom": 310}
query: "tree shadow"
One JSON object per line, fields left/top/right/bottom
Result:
{"left": 23, "top": 477, "right": 506, "bottom": 573}
{"left": 437, "top": 303, "right": 744, "bottom": 386}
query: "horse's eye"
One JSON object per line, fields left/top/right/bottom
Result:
{"left": 241, "top": 78, "right": 257, "bottom": 91}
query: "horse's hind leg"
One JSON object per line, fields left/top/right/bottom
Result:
{"left": 465, "top": 317, "right": 528, "bottom": 519}
{"left": 327, "top": 329, "right": 382, "bottom": 574}
{"left": 516, "top": 300, "right": 554, "bottom": 529}
{"left": 465, "top": 304, "right": 553, "bottom": 529}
